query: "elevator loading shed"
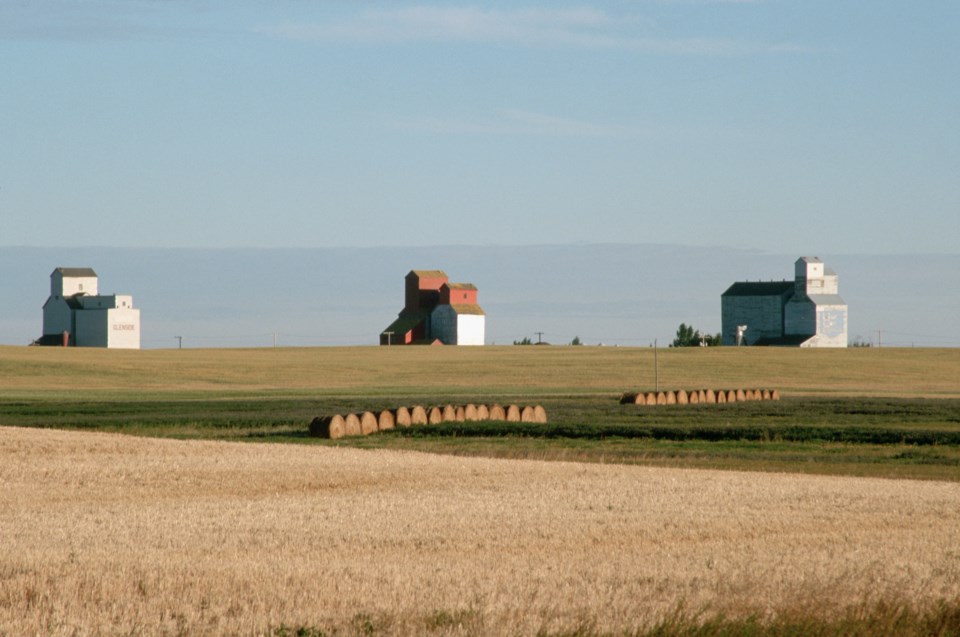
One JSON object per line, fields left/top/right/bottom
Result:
{"left": 37, "top": 267, "right": 141, "bottom": 349}
{"left": 721, "top": 257, "right": 848, "bottom": 348}
{"left": 380, "top": 270, "right": 485, "bottom": 346}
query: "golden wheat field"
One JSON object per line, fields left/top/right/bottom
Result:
{"left": 3, "top": 426, "right": 959, "bottom": 637}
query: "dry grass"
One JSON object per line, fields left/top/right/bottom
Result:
{"left": 1, "top": 345, "right": 958, "bottom": 398}
{"left": 3, "top": 426, "right": 959, "bottom": 637}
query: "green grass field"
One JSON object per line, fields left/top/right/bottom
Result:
{"left": 2, "top": 345, "right": 959, "bottom": 481}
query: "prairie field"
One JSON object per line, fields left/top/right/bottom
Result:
{"left": 3, "top": 426, "right": 960, "bottom": 637}
{"left": 1, "top": 345, "right": 959, "bottom": 635}
{"left": 1, "top": 344, "right": 958, "bottom": 398}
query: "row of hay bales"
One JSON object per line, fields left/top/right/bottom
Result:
{"left": 619, "top": 388, "right": 780, "bottom": 406}
{"left": 309, "top": 404, "right": 548, "bottom": 439}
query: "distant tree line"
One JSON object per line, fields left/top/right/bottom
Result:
{"left": 671, "top": 323, "right": 722, "bottom": 347}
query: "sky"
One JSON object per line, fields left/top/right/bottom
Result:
{"left": 1, "top": 1, "right": 958, "bottom": 254}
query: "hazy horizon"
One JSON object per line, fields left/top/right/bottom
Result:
{"left": 2, "top": 243, "right": 957, "bottom": 349}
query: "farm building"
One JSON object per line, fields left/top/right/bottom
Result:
{"left": 721, "top": 257, "right": 847, "bottom": 347}
{"left": 36, "top": 267, "right": 141, "bottom": 349}
{"left": 380, "top": 270, "right": 485, "bottom": 345}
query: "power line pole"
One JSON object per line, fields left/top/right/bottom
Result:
{"left": 535, "top": 331, "right": 544, "bottom": 344}
{"left": 654, "top": 338, "right": 659, "bottom": 392}
{"left": 175, "top": 336, "right": 182, "bottom": 349}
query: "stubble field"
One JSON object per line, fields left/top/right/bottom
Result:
{"left": 1, "top": 345, "right": 959, "bottom": 636}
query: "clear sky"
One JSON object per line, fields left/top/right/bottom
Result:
{"left": 1, "top": 1, "right": 957, "bottom": 254}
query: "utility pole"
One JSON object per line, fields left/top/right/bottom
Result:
{"left": 876, "top": 329, "right": 882, "bottom": 349}
{"left": 654, "top": 338, "right": 659, "bottom": 392}
{"left": 535, "top": 331, "right": 544, "bottom": 344}
{"left": 175, "top": 336, "right": 182, "bottom": 349}
{"left": 273, "top": 333, "right": 278, "bottom": 348}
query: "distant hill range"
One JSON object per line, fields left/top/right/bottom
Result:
{"left": 1, "top": 244, "right": 957, "bottom": 348}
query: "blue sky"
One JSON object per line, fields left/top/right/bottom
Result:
{"left": 1, "top": 1, "right": 958, "bottom": 253}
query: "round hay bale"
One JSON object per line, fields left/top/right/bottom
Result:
{"left": 743, "top": 389, "right": 755, "bottom": 401}
{"left": 410, "top": 405, "right": 428, "bottom": 425}
{"left": 393, "top": 407, "right": 412, "bottom": 428}
{"left": 476, "top": 404, "right": 490, "bottom": 420}
{"left": 360, "top": 411, "right": 378, "bottom": 435}
{"left": 645, "top": 392, "right": 657, "bottom": 405}
{"left": 521, "top": 406, "right": 535, "bottom": 422}
{"left": 427, "top": 406, "right": 443, "bottom": 424}
{"left": 761, "top": 389, "right": 772, "bottom": 401}
{"left": 715, "top": 391, "right": 726, "bottom": 404}
{"left": 736, "top": 389, "right": 746, "bottom": 402}
{"left": 656, "top": 391, "right": 667, "bottom": 406}
{"left": 377, "top": 409, "right": 395, "bottom": 431}
{"left": 676, "top": 389, "right": 689, "bottom": 405}
{"left": 665, "top": 390, "right": 677, "bottom": 405}
{"left": 454, "top": 405, "right": 466, "bottom": 422}
{"left": 488, "top": 404, "right": 506, "bottom": 421}
{"left": 620, "top": 392, "right": 639, "bottom": 405}
{"left": 534, "top": 405, "right": 548, "bottom": 423}
{"left": 726, "top": 390, "right": 737, "bottom": 403}
{"left": 308, "top": 415, "right": 345, "bottom": 439}
{"left": 465, "top": 404, "right": 479, "bottom": 421}
{"left": 698, "top": 389, "right": 707, "bottom": 403}
{"left": 506, "top": 405, "right": 521, "bottom": 422}
{"left": 688, "top": 390, "right": 699, "bottom": 405}
{"left": 344, "top": 413, "right": 362, "bottom": 437}
{"left": 771, "top": 389, "right": 781, "bottom": 401}
{"left": 442, "top": 404, "right": 457, "bottom": 422}
{"left": 633, "top": 392, "right": 646, "bottom": 405}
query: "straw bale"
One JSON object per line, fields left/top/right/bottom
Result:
{"left": 308, "top": 415, "right": 345, "bottom": 439}
{"left": 377, "top": 410, "right": 395, "bottom": 431}
{"left": 645, "top": 392, "right": 657, "bottom": 405}
{"left": 688, "top": 390, "right": 699, "bottom": 405}
{"left": 520, "top": 406, "right": 535, "bottom": 422}
{"left": 665, "top": 390, "right": 677, "bottom": 405}
{"left": 726, "top": 390, "right": 737, "bottom": 403}
{"left": 761, "top": 389, "right": 772, "bottom": 401}
{"left": 393, "top": 407, "right": 412, "bottom": 428}
{"left": 344, "top": 413, "right": 362, "bottom": 437}
{"left": 656, "top": 391, "right": 667, "bottom": 406}
{"left": 476, "top": 404, "right": 490, "bottom": 420}
{"left": 442, "top": 405, "right": 457, "bottom": 422}
{"left": 771, "top": 389, "right": 781, "bottom": 401}
{"left": 743, "top": 389, "right": 755, "bottom": 401}
{"left": 506, "top": 405, "right": 521, "bottom": 422}
{"left": 411, "top": 405, "right": 428, "bottom": 425}
{"left": 425, "top": 406, "right": 441, "bottom": 424}
{"left": 676, "top": 389, "right": 689, "bottom": 405}
{"left": 633, "top": 392, "right": 646, "bottom": 405}
{"left": 736, "top": 389, "right": 746, "bottom": 402}
{"left": 464, "top": 404, "right": 479, "bottom": 421}
{"left": 488, "top": 404, "right": 506, "bottom": 421}
{"left": 454, "top": 406, "right": 466, "bottom": 422}
{"left": 715, "top": 391, "right": 726, "bottom": 404}
{"left": 534, "top": 405, "right": 548, "bottom": 423}
{"left": 698, "top": 389, "right": 707, "bottom": 403}
{"left": 360, "top": 411, "right": 378, "bottom": 435}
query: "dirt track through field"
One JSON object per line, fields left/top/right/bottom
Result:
{"left": 2, "top": 427, "right": 959, "bottom": 636}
